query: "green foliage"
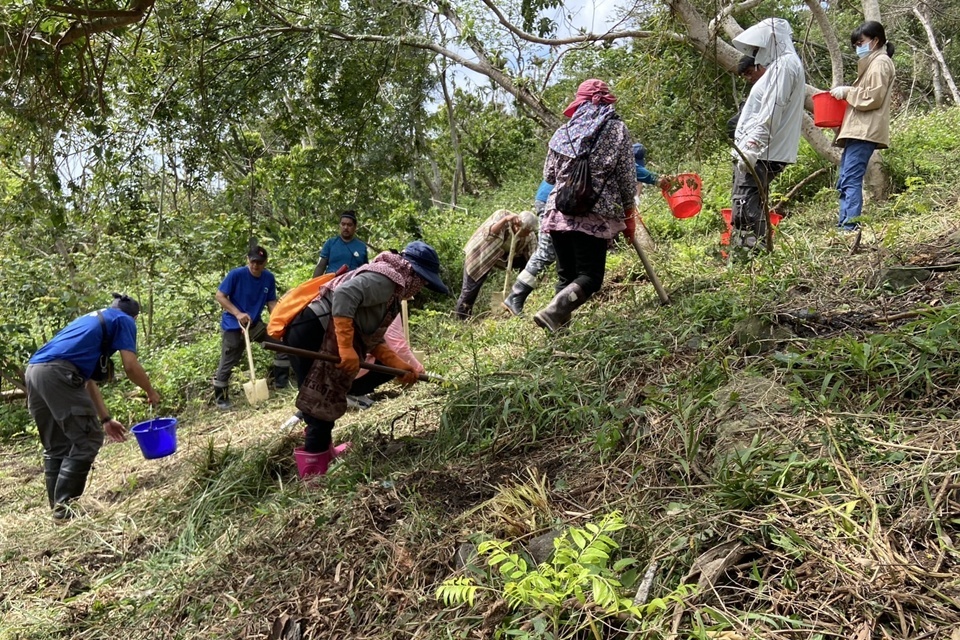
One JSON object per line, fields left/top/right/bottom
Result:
{"left": 773, "top": 310, "right": 960, "bottom": 413}
{"left": 436, "top": 511, "right": 695, "bottom": 638}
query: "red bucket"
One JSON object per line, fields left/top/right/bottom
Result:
{"left": 812, "top": 92, "right": 847, "bottom": 128}
{"left": 661, "top": 173, "right": 702, "bottom": 219}
{"left": 720, "top": 208, "right": 782, "bottom": 247}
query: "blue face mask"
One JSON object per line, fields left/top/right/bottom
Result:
{"left": 856, "top": 42, "right": 873, "bottom": 58}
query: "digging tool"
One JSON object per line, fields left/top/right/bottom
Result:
{"left": 629, "top": 235, "right": 670, "bottom": 305}
{"left": 400, "top": 299, "right": 426, "bottom": 362}
{"left": 263, "top": 341, "right": 446, "bottom": 385}
{"left": 490, "top": 229, "right": 517, "bottom": 312}
{"left": 241, "top": 324, "right": 270, "bottom": 404}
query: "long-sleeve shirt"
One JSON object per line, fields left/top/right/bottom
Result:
{"left": 463, "top": 210, "right": 537, "bottom": 280}
{"left": 541, "top": 119, "right": 636, "bottom": 240}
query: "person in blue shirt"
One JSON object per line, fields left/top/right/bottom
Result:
{"left": 213, "top": 245, "right": 290, "bottom": 408}
{"left": 312, "top": 210, "right": 369, "bottom": 276}
{"left": 25, "top": 293, "right": 160, "bottom": 520}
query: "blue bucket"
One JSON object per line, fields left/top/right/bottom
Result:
{"left": 131, "top": 418, "right": 178, "bottom": 460}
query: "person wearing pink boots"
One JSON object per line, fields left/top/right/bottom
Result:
{"left": 284, "top": 241, "right": 449, "bottom": 478}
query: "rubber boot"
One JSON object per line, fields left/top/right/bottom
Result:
{"left": 52, "top": 458, "right": 92, "bottom": 521}
{"left": 533, "top": 283, "right": 588, "bottom": 333}
{"left": 454, "top": 302, "right": 472, "bottom": 321}
{"left": 43, "top": 457, "right": 63, "bottom": 509}
{"left": 272, "top": 365, "right": 290, "bottom": 390}
{"left": 294, "top": 447, "right": 331, "bottom": 479}
{"left": 214, "top": 386, "right": 231, "bottom": 410}
{"left": 502, "top": 280, "right": 534, "bottom": 316}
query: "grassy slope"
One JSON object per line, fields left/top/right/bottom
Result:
{"left": 3, "top": 120, "right": 960, "bottom": 640}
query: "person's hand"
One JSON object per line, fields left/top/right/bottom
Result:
{"left": 104, "top": 419, "right": 127, "bottom": 443}
{"left": 147, "top": 390, "right": 160, "bottom": 407}
{"left": 656, "top": 175, "right": 673, "bottom": 190}
{"left": 396, "top": 365, "right": 419, "bottom": 386}
{"left": 737, "top": 148, "right": 759, "bottom": 174}
{"left": 235, "top": 312, "right": 251, "bottom": 328}
{"left": 509, "top": 215, "right": 522, "bottom": 234}
{"left": 623, "top": 210, "right": 637, "bottom": 240}
{"left": 830, "top": 86, "right": 851, "bottom": 100}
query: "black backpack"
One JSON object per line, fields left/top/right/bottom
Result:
{"left": 554, "top": 118, "right": 615, "bottom": 217}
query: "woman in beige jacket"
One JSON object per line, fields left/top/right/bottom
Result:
{"left": 829, "top": 21, "right": 895, "bottom": 232}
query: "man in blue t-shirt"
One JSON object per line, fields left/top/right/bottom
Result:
{"left": 312, "top": 210, "right": 369, "bottom": 277}
{"left": 25, "top": 293, "right": 160, "bottom": 520}
{"left": 213, "top": 245, "right": 291, "bottom": 408}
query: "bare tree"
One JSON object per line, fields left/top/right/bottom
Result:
{"left": 913, "top": 2, "right": 960, "bottom": 104}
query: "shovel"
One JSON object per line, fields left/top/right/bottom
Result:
{"left": 490, "top": 229, "right": 517, "bottom": 312}
{"left": 401, "top": 299, "right": 426, "bottom": 363}
{"left": 629, "top": 235, "right": 671, "bottom": 306}
{"left": 241, "top": 324, "right": 269, "bottom": 404}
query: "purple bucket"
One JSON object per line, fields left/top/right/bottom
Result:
{"left": 130, "top": 418, "right": 178, "bottom": 460}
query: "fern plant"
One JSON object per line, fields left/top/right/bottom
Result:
{"left": 436, "top": 511, "right": 693, "bottom": 639}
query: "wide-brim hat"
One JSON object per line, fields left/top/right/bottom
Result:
{"left": 401, "top": 241, "right": 450, "bottom": 295}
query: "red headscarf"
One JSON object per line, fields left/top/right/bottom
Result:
{"left": 562, "top": 79, "right": 617, "bottom": 118}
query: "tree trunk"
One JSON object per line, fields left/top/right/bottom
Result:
{"left": 914, "top": 3, "right": 960, "bottom": 104}
{"left": 438, "top": 65, "right": 465, "bottom": 207}
{"left": 861, "top": 0, "right": 881, "bottom": 23}
{"left": 932, "top": 58, "right": 944, "bottom": 107}
{"left": 805, "top": 0, "right": 844, "bottom": 87}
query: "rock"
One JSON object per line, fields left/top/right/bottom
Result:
{"left": 871, "top": 267, "right": 932, "bottom": 290}
{"left": 712, "top": 373, "right": 793, "bottom": 470}
{"left": 453, "top": 542, "right": 478, "bottom": 570}
{"left": 732, "top": 315, "right": 793, "bottom": 355}
{"left": 524, "top": 529, "right": 563, "bottom": 565}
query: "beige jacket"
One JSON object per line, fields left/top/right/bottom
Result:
{"left": 837, "top": 48, "right": 895, "bottom": 149}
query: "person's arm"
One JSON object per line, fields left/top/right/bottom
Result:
{"left": 85, "top": 380, "right": 127, "bottom": 443}
{"left": 846, "top": 58, "right": 894, "bottom": 112}
{"left": 215, "top": 289, "right": 251, "bottom": 328}
{"left": 635, "top": 164, "right": 659, "bottom": 186}
{"left": 489, "top": 212, "right": 520, "bottom": 236}
{"left": 312, "top": 257, "right": 329, "bottom": 278}
{"left": 384, "top": 315, "right": 425, "bottom": 374}
{"left": 120, "top": 350, "right": 161, "bottom": 406}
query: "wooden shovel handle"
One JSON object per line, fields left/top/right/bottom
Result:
{"left": 263, "top": 341, "right": 444, "bottom": 384}
{"left": 630, "top": 236, "right": 670, "bottom": 305}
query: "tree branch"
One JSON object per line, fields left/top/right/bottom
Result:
{"left": 804, "top": 0, "right": 844, "bottom": 87}
{"left": 475, "top": 0, "right": 684, "bottom": 46}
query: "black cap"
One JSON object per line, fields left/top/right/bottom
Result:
{"left": 340, "top": 210, "right": 357, "bottom": 223}
{"left": 248, "top": 246, "right": 268, "bottom": 262}
{"left": 110, "top": 293, "right": 141, "bottom": 318}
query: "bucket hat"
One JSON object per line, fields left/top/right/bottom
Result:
{"left": 401, "top": 241, "right": 450, "bottom": 295}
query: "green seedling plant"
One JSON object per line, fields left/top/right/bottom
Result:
{"left": 436, "top": 511, "right": 694, "bottom": 639}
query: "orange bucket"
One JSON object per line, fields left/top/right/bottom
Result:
{"left": 812, "top": 92, "right": 847, "bottom": 128}
{"left": 661, "top": 173, "right": 702, "bottom": 219}
{"left": 720, "top": 208, "right": 782, "bottom": 247}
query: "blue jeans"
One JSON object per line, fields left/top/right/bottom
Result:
{"left": 837, "top": 140, "right": 878, "bottom": 230}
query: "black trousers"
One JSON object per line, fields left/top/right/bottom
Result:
{"left": 549, "top": 230, "right": 608, "bottom": 297}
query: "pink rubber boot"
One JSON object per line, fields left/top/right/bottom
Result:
{"left": 331, "top": 442, "right": 353, "bottom": 459}
{"left": 294, "top": 448, "right": 331, "bottom": 479}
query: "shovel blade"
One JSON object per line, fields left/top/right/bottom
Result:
{"left": 489, "top": 292, "right": 505, "bottom": 312}
{"left": 244, "top": 379, "right": 270, "bottom": 404}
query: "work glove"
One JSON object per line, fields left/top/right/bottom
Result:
{"left": 830, "top": 86, "right": 852, "bottom": 100}
{"left": 370, "top": 343, "right": 419, "bottom": 385}
{"left": 332, "top": 317, "right": 360, "bottom": 375}
{"left": 737, "top": 147, "right": 760, "bottom": 174}
{"left": 623, "top": 209, "right": 637, "bottom": 240}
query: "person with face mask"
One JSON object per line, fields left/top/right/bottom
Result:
{"left": 829, "top": 21, "right": 896, "bottom": 232}
{"left": 730, "top": 18, "right": 805, "bottom": 255}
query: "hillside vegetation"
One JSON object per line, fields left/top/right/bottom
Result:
{"left": 3, "top": 109, "right": 960, "bottom": 640}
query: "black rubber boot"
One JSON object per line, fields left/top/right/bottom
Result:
{"left": 533, "top": 283, "right": 588, "bottom": 333}
{"left": 43, "top": 457, "right": 63, "bottom": 509}
{"left": 52, "top": 458, "right": 92, "bottom": 521}
{"left": 454, "top": 302, "right": 472, "bottom": 321}
{"left": 272, "top": 366, "right": 290, "bottom": 389}
{"left": 502, "top": 281, "right": 534, "bottom": 316}
{"left": 214, "top": 386, "right": 231, "bottom": 410}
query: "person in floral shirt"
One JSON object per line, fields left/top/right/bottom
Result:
{"left": 534, "top": 79, "right": 637, "bottom": 332}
